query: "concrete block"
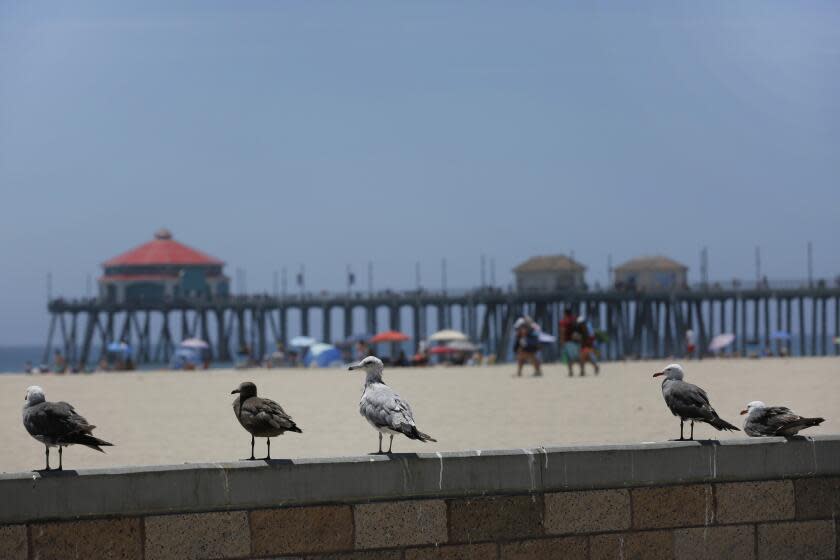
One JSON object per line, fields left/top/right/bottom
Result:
{"left": 29, "top": 518, "right": 142, "bottom": 560}
{"left": 632, "top": 484, "right": 711, "bottom": 529}
{"left": 404, "top": 543, "right": 498, "bottom": 559}
{"left": 355, "top": 499, "right": 447, "bottom": 549}
{"left": 716, "top": 480, "right": 794, "bottom": 524}
{"left": 794, "top": 477, "right": 840, "bottom": 520}
{"left": 313, "top": 552, "right": 402, "bottom": 560}
{"left": 1, "top": 437, "right": 839, "bottom": 526}
{"left": 674, "top": 525, "right": 755, "bottom": 560}
{"left": 589, "top": 531, "right": 674, "bottom": 560}
{"left": 499, "top": 536, "right": 587, "bottom": 560}
{"left": 544, "top": 489, "right": 630, "bottom": 535}
{"left": 757, "top": 520, "right": 835, "bottom": 560}
{"left": 448, "top": 495, "right": 543, "bottom": 543}
{"left": 144, "top": 511, "right": 249, "bottom": 560}
{"left": 250, "top": 505, "right": 353, "bottom": 556}
{"left": 0, "top": 525, "right": 27, "bottom": 560}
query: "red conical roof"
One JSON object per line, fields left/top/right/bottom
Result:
{"left": 103, "top": 229, "right": 224, "bottom": 267}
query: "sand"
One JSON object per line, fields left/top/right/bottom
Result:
{"left": 1, "top": 357, "right": 838, "bottom": 473}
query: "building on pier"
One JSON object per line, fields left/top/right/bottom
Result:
{"left": 99, "top": 229, "right": 229, "bottom": 304}
{"left": 614, "top": 256, "right": 688, "bottom": 292}
{"left": 513, "top": 255, "right": 586, "bottom": 293}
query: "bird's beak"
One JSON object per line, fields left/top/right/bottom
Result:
{"left": 231, "top": 389, "right": 240, "bottom": 394}
{"left": 348, "top": 362, "right": 361, "bottom": 371}
{"left": 652, "top": 371, "right": 664, "bottom": 377}
{"left": 740, "top": 409, "right": 748, "bottom": 415}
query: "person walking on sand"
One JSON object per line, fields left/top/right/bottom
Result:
{"left": 559, "top": 307, "right": 580, "bottom": 377}
{"left": 513, "top": 316, "right": 542, "bottom": 377}
{"left": 577, "top": 315, "right": 600, "bottom": 375}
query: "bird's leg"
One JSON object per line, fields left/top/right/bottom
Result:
{"left": 265, "top": 438, "right": 271, "bottom": 460}
{"left": 249, "top": 435, "right": 256, "bottom": 460}
{"left": 679, "top": 420, "right": 685, "bottom": 441}
{"left": 44, "top": 445, "right": 51, "bottom": 471}
{"left": 387, "top": 435, "right": 394, "bottom": 454}
{"left": 378, "top": 433, "right": 383, "bottom": 454}
{"left": 690, "top": 421, "right": 695, "bottom": 441}
{"left": 58, "top": 447, "right": 63, "bottom": 471}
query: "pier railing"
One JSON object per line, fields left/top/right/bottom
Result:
{"left": 44, "top": 282, "right": 840, "bottom": 368}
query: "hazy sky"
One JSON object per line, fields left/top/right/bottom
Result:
{"left": 1, "top": 1, "right": 838, "bottom": 344}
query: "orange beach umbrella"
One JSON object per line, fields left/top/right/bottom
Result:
{"left": 370, "top": 330, "right": 410, "bottom": 343}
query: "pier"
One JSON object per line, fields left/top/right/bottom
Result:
{"left": 43, "top": 284, "right": 840, "bottom": 368}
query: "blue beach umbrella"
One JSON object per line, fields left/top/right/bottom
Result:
{"left": 290, "top": 336, "right": 316, "bottom": 348}
{"left": 303, "top": 343, "right": 343, "bottom": 368}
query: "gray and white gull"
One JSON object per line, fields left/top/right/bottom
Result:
{"left": 232, "top": 381, "right": 302, "bottom": 460}
{"left": 653, "top": 364, "right": 739, "bottom": 440}
{"left": 741, "top": 401, "right": 824, "bottom": 437}
{"left": 22, "top": 385, "right": 113, "bottom": 471}
{"left": 349, "top": 356, "right": 436, "bottom": 454}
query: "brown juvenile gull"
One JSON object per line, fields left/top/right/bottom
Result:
{"left": 231, "top": 381, "right": 302, "bottom": 460}
{"left": 653, "top": 363, "right": 739, "bottom": 440}
{"left": 348, "top": 355, "right": 436, "bottom": 454}
{"left": 22, "top": 385, "right": 113, "bottom": 471}
{"left": 741, "top": 401, "right": 825, "bottom": 437}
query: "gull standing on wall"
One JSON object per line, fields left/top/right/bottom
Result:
{"left": 22, "top": 385, "right": 113, "bottom": 471}
{"left": 349, "top": 356, "right": 437, "bottom": 454}
{"left": 741, "top": 401, "right": 824, "bottom": 437}
{"left": 653, "top": 364, "right": 739, "bottom": 440}
{"left": 231, "top": 382, "right": 302, "bottom": 460}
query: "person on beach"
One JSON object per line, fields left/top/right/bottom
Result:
{"left": 577, "top": 315, "right": 600, "bottom": 375}
{"left": 559, "top": 307, "right": 581, "bottom": 376}
{"left": 684, "top": 329, "right": 696, "bottom": 359}
{"left": 513, "top": 316, "right": 542, "bottom": 377}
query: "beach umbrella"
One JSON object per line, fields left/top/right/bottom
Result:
{"left": 106, "top": 341, "right": 128, "bottom": 353}
{"left": 709, "top": 333, "right": 736, "bottom": 352}
{"left": 290, "top": 336, "right": 316, "bottom": 348}
{"left": 770, "top": 331, "right": 791, "bottom": 341}
{"left": 370, "top": 330, "right": 410, "bottom": 343}
{"left": 180, "top": 338, "right": 209, "bottom": 349}
{"left": 429, "top": 329, "right": 468, "bottom": 342}
{"left": 303, "top": 343, "right": 343, "bottom": 368}
{"left": 447, "top": 340, "right": 479, "bottom": 352}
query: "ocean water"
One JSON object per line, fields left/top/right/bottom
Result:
{"left": 0, "top": 346, "right": 45, "bottom": 373}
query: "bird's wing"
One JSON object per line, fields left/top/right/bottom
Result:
{"left": 664, "top": 381, "right": 716, "bottom": 420}
{"left": 760, "top": 407, "right": 804, "bottom": 434}
{"left": 360, "top": 384, "right": 416, "bottom": 432}
{"left": 242, "top": 397, "right": 298, "bottom": 432}
{"left": 24, "top": 401, "right": 93, "bottom": 437}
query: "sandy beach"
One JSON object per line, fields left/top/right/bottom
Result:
{"left": 1, "top": 357, "right": 838, "bottom": 473}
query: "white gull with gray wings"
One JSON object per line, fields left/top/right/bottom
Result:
{"left": 22, "top": 385, "right": 113, "bottom": 471}
{"left": 741, "top": 401, "right": 824, "bottom": 437}
{"left": 653, "top": 364, "right": 739, "bottom": 440}
{"left": 349, "top": 356, "right": 437, "bottom": 454}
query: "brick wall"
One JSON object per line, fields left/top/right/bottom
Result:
{"left": 2, "top": 476, "right": 837, "bottom": 560}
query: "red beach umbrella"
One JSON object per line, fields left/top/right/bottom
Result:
{"left": 369, "top": 330, "right": 410, "bottom": 343}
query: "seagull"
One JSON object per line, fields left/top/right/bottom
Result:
{"left": 231, "top": 381, "right": 302, "bottom": 460}
{"left": 741, "top": 401, "right": 825, "bottom": 437}
{"left": 653, "top": 363, "right": 739, "bottom": 440}
{"left": 21, "top": 385, "right": 113, "bottom": 471}
{"left": 349, "top": 356, "right": 437, "bottom": 454}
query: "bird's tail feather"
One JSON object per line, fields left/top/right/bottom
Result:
{"left": 69, "top": 434, "right": 114, "bottom": 452}
{"left": 709, "top": 416, "right": 739, "bottom": 432}
{"left": 779, "top": 417, "right": 824, "bottom": 435}
{"left": 404, "top": 426, "right": 437, "bottom": 443}
{"left": 288, "top": 425, "right": 303, "bottom": 434}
